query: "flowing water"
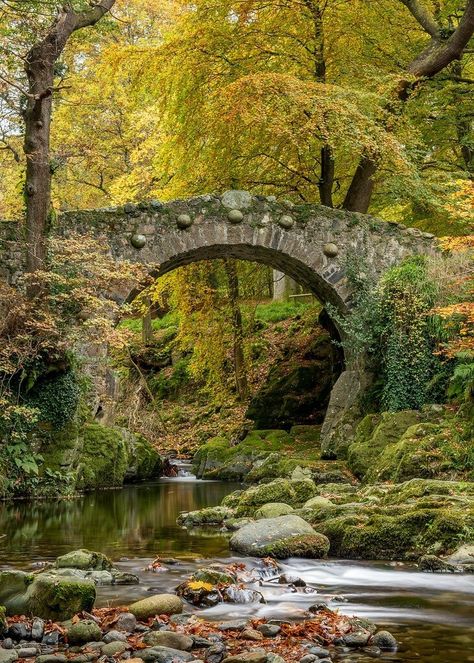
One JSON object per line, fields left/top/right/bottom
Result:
{"left": 0, "top": 476, "right": 473, "bottom": 663}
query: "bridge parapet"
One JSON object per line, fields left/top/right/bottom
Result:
{"left": 1, "top": 192, "right": 437, "bottom": 311}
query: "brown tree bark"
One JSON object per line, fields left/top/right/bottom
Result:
{"left": 22, "top": 1, "right": 116, "bottom": 296}
{"left": 224, "top": 259, "right": 249, "bottom": 401}
{"left": 343, "top": 0, "right": 474, "bottom": 213}
{"left": 306, "top": 0, "right": 335, "bottom": 207}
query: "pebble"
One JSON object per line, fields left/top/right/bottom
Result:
{"left": 256, "top": 624, "right": 280, "bottom": 637}
{"left": 36, "top": 656, "right": 68, "bottom": 663}
{"left": 1, "top": 639, "right": 13, "bottom": 649}
{"left": 342, "top": 630, "right": 370, "bottom": 647}
{"left": 223, "top": 653, "right": 267, "bottom": 663}
{"left": 308, "top": 647, "right": 330, "bottom": 657}
{"left": 103, "top": 630, "right": 128, "bottom": 643}
{"left": 372, "top": 630, "right": 397, "bottom": 650}
{"left": 204, "top": 642, "right": 226, "bottom": 663}
{"left": 31, "top": 618, "right": 45, "bottom": 641}
{"left": 115, "top": 613, "right": 137, "bottom": 633}
{"left": 240, "top": 628, "right": 263, "bottom": 641}
{"left": 217, "top": 620, "right": 248, "bottom": 632}
{"left": 16, "top": 648, "right": 37, "bottom": 658}
{"left": 300, "top": 656, "right": 318, "bottom": 663}
{"left": 101, "top": 641, "right": 130, "bottom": 656}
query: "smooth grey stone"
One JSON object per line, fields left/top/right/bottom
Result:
{"left": 16, "top": 648, "right": 36, "bottom": 658}
{"left": 256, "top": 624, "right": 280, "bottom": 637}
{"left": 103, "top": 631, "right": 127, "bottom": 643}
{"left": 31, "top": 619, "right": 45, "bottom": 642}
{"left": 216, "top": 620, "right": 248, "bottom": 632}
{"left": 115, "top": 613, "right": 137, "bottom": 633}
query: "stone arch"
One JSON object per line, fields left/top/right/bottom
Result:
{"left": 0, "top": 191, "right": 438, "bottom": 446}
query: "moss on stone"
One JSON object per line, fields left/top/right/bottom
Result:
{"left": 76, "top": 424, "right": 129, "bottom": 490}
{"left": 367, "top": 414, "right": 474, "bottom": 484}
{"left": 347, "top": 409, "right": 448, "bottom": 481}
{"left": 236, "top": 478, "right": 317, "bottom": 513}
{"left": 262, "top": 533, "right": 330, "bottom": 559}
{"left": 255, "top": 503, "right": 294, "bottom": 519}
{"left": 192, "top": 430, "right": 293, "bottom": 480}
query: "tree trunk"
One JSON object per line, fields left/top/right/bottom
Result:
{"left": 319, "top": 144, "right": 335, "bottom": 207}
{"left": 21, "top": 1, "right": 116, "bottom": 298}
{"left": 224, "top": 260, "right": 249, "bottom": 401}
{"left": 23, "top": 59, "right": 54, "bottom": 295}
{"left": 142, "top": 297, "right": 153, "bottom": 345}
{"left": 342, "top": 154, "right": 378, "bottom": 213}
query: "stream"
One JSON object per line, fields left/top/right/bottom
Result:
{"left": 0, "top": 475, "right": 473, "bottom": 663}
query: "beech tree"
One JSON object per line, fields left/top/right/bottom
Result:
{"left": 344, "top": 0, "right": 474, "bottom": 212}
{"left": 0, "top": 1, "right": 116, "bottom": 294}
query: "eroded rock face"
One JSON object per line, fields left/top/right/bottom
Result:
{"left": 229, "top": 515, "right": 328, "bottom": 558}
{"left": 246, "top": 331, "right": 339, "bottom": 430}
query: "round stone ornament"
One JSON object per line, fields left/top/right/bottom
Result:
{"left": 131, "top": 234, "right": 146, "bottom": 249}
{"left": 323, "top": 242, "right": 338, "bottom": 258}
{"left": 228, "top": 209, "right": 244, "bottom": 224}
{"left": 278, "top": 215, "right": 294, "bottom": 229}
{"left": 177, "top": 214, "right": 193, "bottom": 229}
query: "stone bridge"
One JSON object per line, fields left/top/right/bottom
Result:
{"left": 0, "top": 191, "right": 438, "bottom": 451}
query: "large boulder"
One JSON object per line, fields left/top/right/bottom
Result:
{"left": 129, "top": 594, "right": 183, "bottom": 620}
{"left": 0, "top": 570, "right": 96, "bottom": 619}
{"left": 230, "top": 515, "right": 325, "bottom": 557}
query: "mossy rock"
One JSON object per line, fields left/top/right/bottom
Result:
{"left": 124, "top": 432, "right": 162, "bottom": 482}
{"left": 56, "top": 549, "right": 112, "bottom": 571}
{"left": 303, "top": 496, "right": 335, "bottom": 510}
{"left": 190, "top": 568, "right": 236, "bottom": 585}
{"left": 236, "top": 478, "right": 317, "bottom": 512}
{"left": 67, "top": 619, "right": 102, "bottom": 645}
{"left": 221, "top": 490, "right": 244, "bottom": 508}
{"left": 367, "top": 416, "right": 474, "bottom": 484}
{"left": 0, "top": 571, "right": 33, "bottom": 615}
{"left": 76, "top": 423, "right": 129, "bottom": 490}
{"left": 193, "top": 431, "right": 292, "bottom": 481}
{"left": 27, "top": 575, "right": 96, "bottom": 620}
{"left": 255, "top": 503, "right": 295, "bottom": 519}
{"left": 177, "top": 506, "right": 234, "bottom": 527}
{"left": 0, "top": 606, "right": 6, "bottom": 636}
{"left": 230, "top": 514, "right": 317, "bottom": 556}
{"left": 0, "top": 573, "right": 97, "bottom": 620}
{"left": 261, "top": 533, "right": 330, "bottom": 559}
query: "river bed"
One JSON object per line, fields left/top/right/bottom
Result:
{"left": 1, "top": 477, "right": 473, "bottom": 663}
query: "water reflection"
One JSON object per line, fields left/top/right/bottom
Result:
{"left": 0, "top": 479, "right": 238, "bottom": 565}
